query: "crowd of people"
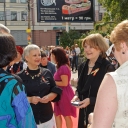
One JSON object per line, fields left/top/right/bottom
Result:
{"left": 41, "top": 43, "right": 81, "bottom": 73}
{"left": 0, "top": 20, "right": 128, "bottom": 128}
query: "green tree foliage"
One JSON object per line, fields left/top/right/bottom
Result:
{"left": 80, "top": 30, "right": 107, "bottom": 39}
{"left": 59, "top": 31, "right": 71, "bottom": 47}
{"left": 68, "top": 30, "right": 81, "bottom": 45}
{"left": 59, "top": 30, "right": 81, "bottom": 48}
{"left": 98, "top": 0, "right": 128, "bottom": 22}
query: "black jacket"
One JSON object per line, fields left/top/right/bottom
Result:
{"left": 17, "top": 67, "right": 62, "bottom": 124}
{"left": 77, "top": 56, "right": 115, "bottom": 128}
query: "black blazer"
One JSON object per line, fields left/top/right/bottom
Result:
{"left": 76, "top": 56, "right": 115, "bottom": 128}
{"left": 17, "top": 67, "right": 62, "bottom": 124}
{"left": 77, "top": 56, "right": 115, "bottom": 103}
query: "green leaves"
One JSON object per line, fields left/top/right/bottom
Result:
{"left": 59, "top": 30, "right": 81, "bottom": 48}
{"left": 98, "top": 0, "right": 128, "bottom": 22}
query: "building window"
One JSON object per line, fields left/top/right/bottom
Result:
{"left": 0, "top": 0, "right": 4, "bottom": 2}
{"left": 11, "top": 11, "right": 17, "bottom": 21}
{"left": 99, "top": 13, "right": 103, "bottom": 21}
{"left": 0, "top": 11, "right": 4, "bottom": 21}
{"left": 21, "top": 11, "right": 27, "bottom": 21}
{"left": 20, "top": 0, "right": 27, "bottom": 3}
{"left": 10, "top": 0, "right": 16, "bottom": 3}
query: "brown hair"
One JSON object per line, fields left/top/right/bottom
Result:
{"left": 82, "top": 33, "right": 109, "bottom": 58}
{"left": 51, "top": 47, "right": 69, "bottom": 69}
{"left": 110, "top": 20, "right": 128, "bottom": 51}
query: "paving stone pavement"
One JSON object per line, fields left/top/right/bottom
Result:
{"left": 71, "top": 70, "right": 78, "bottom": 79}
{"left": 71, "top": 71, "right": 78, "bottom": 92}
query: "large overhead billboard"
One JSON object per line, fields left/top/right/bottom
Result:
{"left": 37, "top": 0, "right": 94, "bottom": 22}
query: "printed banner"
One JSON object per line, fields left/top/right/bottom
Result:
{"left": 37, "top": 0, "right": 94, "bottom": 22}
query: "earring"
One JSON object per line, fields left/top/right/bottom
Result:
{"left": 122, "top": 52, "right": 125, "bottom": 54}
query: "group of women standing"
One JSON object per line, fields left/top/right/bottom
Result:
{"left": 3, "top": 34, "right": 115, "bottom": 128}
{"left": 0, "top": 25, "right": 76, "bottom": 127}
{"left": 19, "top": 32, "right": 115, "bottom": 128}
{"left": 16, "top": 45, "right": 76, "bottom": 128}
{"left": 1, "top": 20, "right": 127, "bottom": 128}
{"left": 17, "top": 45, "right": 61, "bottom": 128}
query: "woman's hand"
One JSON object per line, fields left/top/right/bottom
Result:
{"left": 40, "top": 95, "right": 50, "bottom": 103}
{"left": 71, "top": 95, "right": 80, "bottom": 102}
{"left": 40, "top": 93, "right": 57, "bottom": 103}
{"left": 28, "top": 96, "right": 40, "bottom": 105}
{"left": 78, "top": 98, "right": 90, "bottom": 109}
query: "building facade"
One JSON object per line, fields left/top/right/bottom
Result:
{"left": 0, "top": 0, "right": 105, "bottom": 46}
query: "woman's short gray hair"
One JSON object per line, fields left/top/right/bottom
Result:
{"left": 23, "top": 44, "right": 40, "bottom": 59}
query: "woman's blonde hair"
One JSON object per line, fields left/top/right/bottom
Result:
{"left": 110, "top": 20, "right": 128, "bottom": 51}
{"left": 82, "top": 33, "right": 109, "bottom": 58}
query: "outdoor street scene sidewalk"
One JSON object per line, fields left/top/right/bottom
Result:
{"left": 71, "top": 71, "right": 78, "bottom": 91}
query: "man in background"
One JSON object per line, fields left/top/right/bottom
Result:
{"left": 40, "top": 51, "right": 56, "bottom": 76}
{"left": 75, "top": 44, "right": 81, "bottom": 70}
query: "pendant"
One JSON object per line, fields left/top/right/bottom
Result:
{"left": 25, "top": 69, "right": 41, "bottom": 79}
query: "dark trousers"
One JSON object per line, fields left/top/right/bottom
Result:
{"left": 72, "top": 56, "right": 77, "bottom": 71}
{"left": 76, "top": 55, "right": 79, "bottom": 69}
{"left": 69, "top": 58, "right": 72, "bottom": 67}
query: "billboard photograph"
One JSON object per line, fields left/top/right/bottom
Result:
{"left": 37, "top": 0, "right": 94, "bottom": 22}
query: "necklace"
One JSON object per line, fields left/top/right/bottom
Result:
{"left": 88, "top": 64, "right": 94, "bottom": 68}
{"left": 25, "top": 68, "right": 41, "bottom": 79}
{"left": 88, "top": 66, "right": 94, "bottom": 68}
{"left": 88, "top": 62, "right": 95, "bottom": 68}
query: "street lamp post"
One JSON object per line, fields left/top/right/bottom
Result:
{"left": 26, "top": 0, "right": 31, "bottom": 44}
{"left": 4, "top": 0, "right": 7, "bottom": 26}
{"left": 28, "top": 0, "right": 30, "bottom": 29}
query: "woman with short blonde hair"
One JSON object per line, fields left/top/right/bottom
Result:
{"left": 72, "top": 33, "right": 115, "bottom": 128}
{"left": 82, "top": 33, "right": 108, "bottom": 58}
